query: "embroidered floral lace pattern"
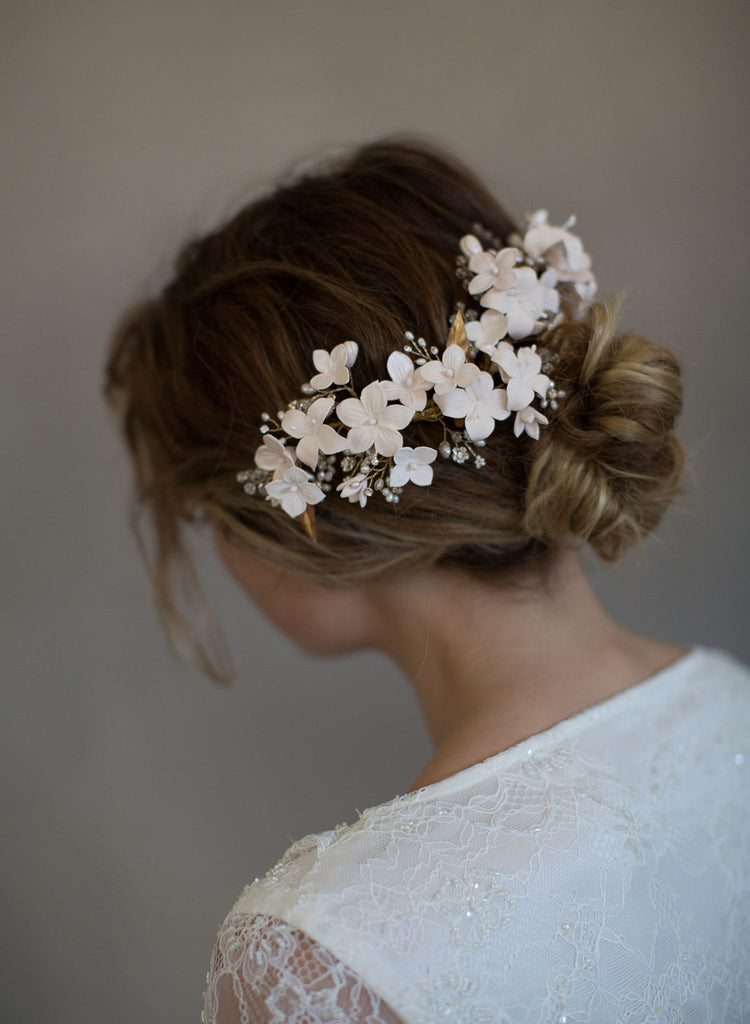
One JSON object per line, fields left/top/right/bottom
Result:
{"left": 203, "top": 913, "right": 404, "bottom": 1024}
{"left": 203, "top": 649, "right": 750, "bottom": 1023}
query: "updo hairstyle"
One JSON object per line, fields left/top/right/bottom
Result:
{"left": 105, "top": 139, "right": 684, "bottom": 676}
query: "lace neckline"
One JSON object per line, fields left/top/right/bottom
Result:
{"left": 358, "top": 645, "right": 707, "bottom": 820}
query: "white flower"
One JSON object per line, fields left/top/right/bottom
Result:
{"left": 337, "top": 473, "right": 369, "bottom": 507}
{"left": 389, "top": 446, "right": 437, "bottom": 488}
{"left": 381, "top": 351, "right": 430, "bottom": 411}
{"left": 460, "top": 236, "right": 519, "bottom": 296}
{"left": 254, "top": 435, "right": 295, "bottom": 480}
{"left": 435, "top": 371, "right": 511, "bottom": 441}
{"left": 337, "top": 382, "right": 413, "bottom": 456}
{"left": 493, "top": 343, "right": 551, "bottom": 411}
{"left": 513, "top": 405, "right": 549, "bottom": 440}
{"left": 464, "top": 310, "right": 509, "bottom": 356}
{"left": 481, "top": 266, "right": 559, "bottom": 340}
{"left": 523, "top": 210, "right": 596, "bottom": 300}
{"left": 420, "top": 344, "right": 481, "bottom": 395}
{"left": 308, "top": 341, "right": 359, "bottom": 390}
{"left": 265, "top": 466, "right": 325, "bottom": 518}
{"left": 281, "top": 396, "right": 347, "bottom": 470}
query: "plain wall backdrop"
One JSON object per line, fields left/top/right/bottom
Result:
{"left": 2, "top": 1, "right": 748, "bottom": 1020}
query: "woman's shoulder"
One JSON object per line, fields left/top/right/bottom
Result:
{"left": 229, "top": 646, "right": 750, "bottom": 917}
{"left": 211, "top": 646, "right": 750, "bottom": 1022}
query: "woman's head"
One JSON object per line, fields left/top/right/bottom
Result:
{"left": 105, "top": 138, "right": 684, "bottom": 676}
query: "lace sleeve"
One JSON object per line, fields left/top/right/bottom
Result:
{"left": 203, "top": 912, "right": 405, "bottom": 1024}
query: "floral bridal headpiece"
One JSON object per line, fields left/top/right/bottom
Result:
{"left": 237, "top": 210, "right": 596, "bottom": 540}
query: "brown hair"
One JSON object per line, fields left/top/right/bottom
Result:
{"left": 105, "top": 138, "right": 684, "bottom": 677}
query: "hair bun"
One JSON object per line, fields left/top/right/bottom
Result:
{"left": 524, "top": 301, "right": 684, "bottom": 561}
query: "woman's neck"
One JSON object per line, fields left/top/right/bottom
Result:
{"left": 364, "top": 549, "right": 685, "bottom": 792}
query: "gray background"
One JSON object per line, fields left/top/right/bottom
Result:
{"left": 2, "top": 1, "right": 748, "bottom": 1021}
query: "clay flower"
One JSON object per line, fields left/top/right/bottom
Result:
{"left": 460, "top": 236, "right": 520, "bottom": 296}
{"left": 265, "top": 466, "right": 325, "bottom": 518}
{"left": 481, "top": 266, "right": 559, "bottom": 340}
{"left": 420, "top": 345, "right": 481, "bottom": 395}
{"left": 381, "top": 351, "right": 430, "bottom": 411}
{"left": 493, "top": 343, "right": 551, "bottom": 411}
{"left": 523, "top": 210, "right": 596, "bottom": 300}
{"left": 308, "top": 341, "right": 359, "bottom": 390}
{"left": 389, "top": 446, "right": 437, "bottom": 488}
{"left": 254, "top": 435, "right": 296, "bottom": 479}
{"left": 337, "top": 473, "right": 369, "bottom": 507}
{"left": 337, "top": 382, "right": 413, "bottom": 456}
{"left": 435, "top": 371, "right": 510, "bottom": 441}
{"left": 514, "top": 406, "right": 549, "bottom": 440}
{"left": 281, "top": 396, "right": 347, "bottom": 470}
{"left": 464, "top": 310, "right": 509, "bottom": 356}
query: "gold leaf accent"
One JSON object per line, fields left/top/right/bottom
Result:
{"left": 298, "top": 507, "right": 317, "bottom": 543}
{"left": 446, "top": 308, "right": 468, "bottom": 352}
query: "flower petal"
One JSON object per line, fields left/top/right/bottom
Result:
{"left": 281, "top": 408, "right": 311, "bottom": 439}
{"left": 443, "top": 345, "right": 467, "bottom": 372}
{"left": 464, "top": 408, "right": 495, "bottom": 441}
{"left": 468, "top": 273, "right": 494, "bottom": 296}
{"left": 466, "top": 371, "right": 495, "bottom": 400}
{"left": 295, "top": 435, "right": 320, "bottom": 469}
{"left": 468, "top": 252, "right": 496, "bottom": 275}
{"left": 389, "top": 464, "right": 410, "bottom": 488}
{"left": 346, "top": 425, "right": 374, "bottom": 453}
{"left": 506, "top": 378, "right": 535, "bottom": 411}
{"left": 386, "top": 351, "right": 414, "bottom": 383}
{"left": 409, "top": 461, "right": 434, "bottom": 486}
{"left": 486, "top": 387, "right": 511, "bottom": 421}
{"left": 307, "top": 397, "right": 335, "bottom": 422}
{"left": 419, "top": 360, "right": 446, "bottom": 385}
{"left": 460, "top": 234, "right": 483, "bottom": 257}
{"left": 372, "top": 425, "right": 404, "bottom": 457}
{"left": 316, "top": 423, "right": 348, "bottom": 455}
{"left": 379, "top": 403, "right": 414, "bottom": 431}
{"left": 515, "top": 346, "right": 542, "bottom": 378}
{"left": 399, "top": 387, "right": 428, "bottom": 411}
{"left": 341, "top": 340, "right": 359, "bottom": 366}
{"left": 359, "top": 381, "right": 387, "bottom": 417}
{"left": 494, "top": 343, "right": 518, "bottom": 379}
{"left": 337, "top": 397, "right": 369, "bottom": 428}
{"left": 312, "top": 350, "right": 330, "bottom": 373}
{"left": 254, "top": 436, "right": 292, "bottom": 472}
{"left": 281, "top": 490, "right": 307, "bottom": 519}
{"left": 435, "top": 388, "right": 471, "bottom": 419}
{"left": 456, "top": 362, "right": 481, "bottom": 388}
{"left": 507, "top": 306, "right": 537, "bottom": 341}
{"left": 300, "top": 480, "right": 325, "bottom": 505}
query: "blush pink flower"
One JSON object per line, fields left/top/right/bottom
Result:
{"left": 435, "top": 371, "right": 510, "bottom": 441}
{"left": 281, "top": 397, "right": 347, "bottom": 469}
{"left": 420, "top": 345, "right": 480, "bottom": 395}
{"left": 337, "top": 382, "right": 413, "bottom": 456}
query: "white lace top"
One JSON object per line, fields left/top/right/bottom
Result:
{"left": 203, "top": 648, "right": 750, "bottom": 1023}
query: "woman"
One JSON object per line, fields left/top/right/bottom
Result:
{"left": 106, "top": 141, "right": 750, "bottom": 1022}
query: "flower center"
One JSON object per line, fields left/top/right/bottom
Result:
{"left": 406, "top": 376, "right": 414, "bottom": 386}
{"left": 368, "top": 417, "right": 377, "bottom": 425}
{"left": 290, "top": 484, "right": 298, "bottom": 493}
{"left": 445, "top": 368, "right": 454, "bottom": 378}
